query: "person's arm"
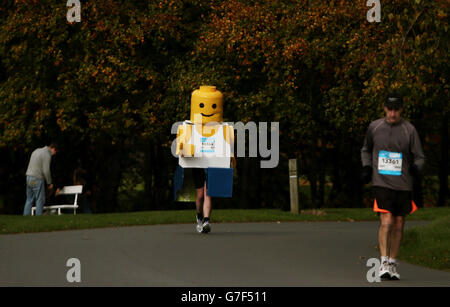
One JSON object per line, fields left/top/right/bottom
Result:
{"left": 410, "top": 127, "right": 425, "bottom": 175}
{"left": 224, "top": 125, "right": 236, "bottom": 169}
{"left": 361, "top": 125, "right": 373, "bottom": 183}
{"left": 361, "top": 125, "right": 374, "bottom": 166}
{"left": 176, "top": 124, "right": 194, "bottom": 157}
{"left": 42, "top": 152, "right": 53, "bottom": 186}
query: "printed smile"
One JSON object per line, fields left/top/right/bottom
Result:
{"left": 201, "top": 113, "right": 214, "bottom": 117}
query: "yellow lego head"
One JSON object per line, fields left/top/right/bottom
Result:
{"left": 190, "top": 86, "right": 223, "bottom": 124}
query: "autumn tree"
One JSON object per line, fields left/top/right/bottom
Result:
{"left": 0, "top": 0, "right": 447, "bottom": 213}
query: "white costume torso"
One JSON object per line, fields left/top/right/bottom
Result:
{"left": 179, "top": 121, "right": 231, "bottom": 168}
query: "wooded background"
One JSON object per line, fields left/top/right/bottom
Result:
{"left": 0, "top": 0, "right": 448, "bottom": 214}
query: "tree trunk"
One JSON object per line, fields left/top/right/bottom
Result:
{"left": 93, "top": 141, "right": 122, "bottom": 213}
{"left": 438, "top": 114, "right": 448, "bottom": 207}
{"left": 154, "top": 142, "right": 171, "bottom": 209}
{"left": 328, "top": 146, "right": 342, "bottom": 208}
{"left": 143, "top": 139, "right": 155, "bottom": 210}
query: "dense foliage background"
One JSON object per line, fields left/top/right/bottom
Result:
{"left": 0, "top": 0, "right": 448, "bottom": 214}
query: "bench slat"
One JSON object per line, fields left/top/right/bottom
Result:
{"left": 58, "top": 185, "right": 83, "bottom": 195}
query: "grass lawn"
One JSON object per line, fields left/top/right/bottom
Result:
{"left": 0, "top": 207, "right": 449, "bottom": 271}
{"left": 1, "top": 207, "right": 449, "bottom": 234}
{"left": 399, "top": 214, "right": 450, "bottom": 271}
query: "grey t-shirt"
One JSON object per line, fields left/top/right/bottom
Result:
{"left": 25, "top": 146, "right": 52, "bottom": 184}
{"left": 361, "top": 118, "right": 425, "bottom": 191}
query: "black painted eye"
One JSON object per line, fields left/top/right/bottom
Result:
{"left": 212, "top": 104, "right": 217, "bottom": 109}
{"left": 199, "top": 103, "right": 204, "bottom": 108}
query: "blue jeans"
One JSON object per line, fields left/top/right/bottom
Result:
{"left": 23, "top": 176, "right": 45, "bottom": 216}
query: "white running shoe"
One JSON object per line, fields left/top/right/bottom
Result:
{"left": 379, "top": 261, "right": 391, "bottom": 279}
{"left": 201, "top": 220, "right": 211, "bottom": 234}
{"left": 389, "top": 262, "right": 400, "bottom": 280}
{"left": 196, "top": 217, "right": 203, "bottom": 233}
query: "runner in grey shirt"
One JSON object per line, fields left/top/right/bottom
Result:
{"left": 361, "top": 115, "right": 425, "bottom": 191}
{"left": 23, "top": 143, "right": 58, "bottom": 216}
{"left": 361, "top": 93, "right": 425, "bottom": 281}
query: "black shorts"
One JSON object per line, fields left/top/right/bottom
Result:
{"left": 372, "top": 186, "right": 418, "bottom": 216}
{"left": 192, "top": 168, "right": 207, "bottom": 189}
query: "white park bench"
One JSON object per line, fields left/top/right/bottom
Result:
{"left": 31, "top": 185, "right": 83, "bottom": 216}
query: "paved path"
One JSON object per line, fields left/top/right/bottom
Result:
{"left": 1, "top": 221, "right": 449, "bottom": 286}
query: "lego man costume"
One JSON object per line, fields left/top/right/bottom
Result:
{"left": 173, "top": 86, "right": 235, "bottom": 233}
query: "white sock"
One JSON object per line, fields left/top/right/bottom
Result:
{"left": 389, "top": 258, "right": 397, "bottom": 264}
{"left": 381, "top": 256, "right": 389, "bottom": 264}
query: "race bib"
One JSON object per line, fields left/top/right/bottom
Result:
{"left": 200, "top": 136, "right": 216, "bottom": 153}
{"left": 378, "top": 150, "right": 402, "bottom": 176}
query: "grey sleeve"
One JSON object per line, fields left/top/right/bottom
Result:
{"left": 361, "top": 126, "right": 373, "bottom": 167}
{"left": 410, "top": 127, "right": 425, "bottom": 172}
{"left": 42, "top": 154, "right": 52, "bottom": 185}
